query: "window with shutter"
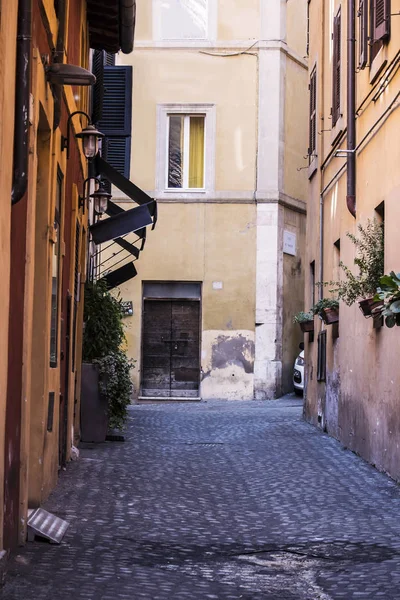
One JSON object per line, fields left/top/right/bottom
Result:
{"left": 332, "top": 8, "right": 341, "bottom": 127}
{"left": 358, "top": 0, "right": 368, "bottom": 69}
{"left": 373, "top": 0, "right": 390, "bottom": 41}
{"left": 309, "top": 66, "right": 317, "bottom": 161}
{"left": 97, "top": 65, "right": 133, "bottom": 182}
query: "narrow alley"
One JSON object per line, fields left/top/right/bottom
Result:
{"left": 2, "top": 397, "right": 400, "bottom": 600}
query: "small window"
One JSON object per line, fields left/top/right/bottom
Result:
{"left": 50, "top": 169, "right": 63, "bottom": 367}
{"left": 317, "top": 331, "right": 327, "bottom": 381}
{"left": 332, "top": 7, "right": 341, "bottom": 126}
{"left": 167, "top": 114, "right": 205, "bottom": 190}
{"left": 154, "top": 0, "right": 209, "bottom": 40}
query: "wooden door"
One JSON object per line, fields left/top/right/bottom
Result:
{"left": 141, "top": 300, "right": 200, "bottom": 398}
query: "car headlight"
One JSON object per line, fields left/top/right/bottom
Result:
{"left": 296, "top": 356, "right": 305, "bottom": 366}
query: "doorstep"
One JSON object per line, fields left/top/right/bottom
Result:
{"left": 137, "top": 396, "right": 202, "bottom": 403}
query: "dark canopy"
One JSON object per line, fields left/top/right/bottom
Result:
{"left": 87, "top": 0, "right": 136, "bottom": 54}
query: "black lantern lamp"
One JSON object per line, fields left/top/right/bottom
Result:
{"left": 90, "top": 182, "right": 112, "bottom": 216}
{"left": 76, "top": 124, "right": 104, "bottom": 159}
{"left": 61, "top": 111, "right": 104, "bottom": 160}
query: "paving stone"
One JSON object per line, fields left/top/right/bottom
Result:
{"left": 2, "top": 396, "right": 400, "bottom": 599}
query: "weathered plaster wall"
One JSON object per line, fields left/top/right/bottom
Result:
{"left": 305, "top": 0, "right": 400, "bottom": 481}
{"left": 117, "top": 203, "right": 256, "bottom": 400}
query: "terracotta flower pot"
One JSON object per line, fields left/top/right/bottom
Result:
{"left": 299, "top": 320, "right": 314, "bottom": 333}
{"left": 358, "top": 297, "right": 384, "bottom": 318}
{"left": 320, "top": 307, "right": 339, "bottom": 325}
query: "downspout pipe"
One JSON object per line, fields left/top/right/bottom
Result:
{"left": 52, "top": 0, "right": 67, "bottom": 131}
{"left": 11, "top": 0, "right": 32, "bottom": 205}
{"left": 346, "top": 0, "right": 356, "bottom": 218}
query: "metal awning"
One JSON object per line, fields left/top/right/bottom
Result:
{"left": 99, "top": 261, "right": 138, "bottom": 290}
{"left": 89, "top": 157, "right": 157, "bottom": 246}
{"left": 87, "top": 0, "right": 136, "bottom": 54}
{"left": 90, "top": 157, "right": 155, "bottom": 288}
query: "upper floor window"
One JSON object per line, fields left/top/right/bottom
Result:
{"left": 156, "top": 104, "right": 216, "bottom": 196}
{"left": 154, "top": 0, "right": 209, "bottom": 40}
{"left": 168, "top": 115, "right": 205, "bottom": 189}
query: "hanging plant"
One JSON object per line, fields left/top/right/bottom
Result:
{"left": 373, "top": 272, "right": 400, "bottom": 328}
{"left": 293, "top": 311, "right": 314, "bottom": 332}
{"left": 312, "top": 298, "right": 339, "bottom": 325}
{"left": 317, "top": 219, "right": 384, "bottom": 316}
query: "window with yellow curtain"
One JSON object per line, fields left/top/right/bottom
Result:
{"left": 167, "top": 114, "right": 205, "bottom": 189}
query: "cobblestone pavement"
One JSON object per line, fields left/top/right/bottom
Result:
{"left": 2, "top": 396, "right": 400, "bottom": 599}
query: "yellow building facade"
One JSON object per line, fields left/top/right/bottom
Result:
{"left": 305, "top": 0, "right": 400, "bottom": 480}
{"left": 0, "top": 0, "right": 136, "bottom": 559}
{"left": 113, "top": 0, "right": 308, "bottom": 400}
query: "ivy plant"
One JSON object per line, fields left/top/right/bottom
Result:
{"left": 318, "top": 219, "right": 384, "bottom": 306}
{"left": 94, "top": 351, "right": 135, "bottom": 430}
{"left": 83, "top": 280, "right": 134, "bottom": 428}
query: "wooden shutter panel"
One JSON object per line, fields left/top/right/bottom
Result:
{"left": 92, "top": 50, "right": 104, "bottom": 124}
{"left": 98, "top": 65, "right": 132, "bottom": 181}
{"left": 104, "top": 137, "right": 131, "bottom": 178}
{"left": 309, "top": 67, "right": 317, "bottom": 159}
{"left": 98, "top": 66, "right": 132, "bottom": 136}
{"left": 358, "top": 0, "right": 368, "bottom": 69}
{"left": 332, "top": 9, "right": 341, "bottom": 126}
{"left": 373, "top": 0, "right": 390, "bottom": 41}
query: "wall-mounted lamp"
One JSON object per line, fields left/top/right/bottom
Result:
{"left": 45, "top": 63, "right": 96, "bottom": 86}
{"left": 78, "top": 176, "right": 101, "bottom": 213}
{"left": 90, "top": 182, "right": 112, "bottom": 216}
{"left": 61, "top": 111, "right": 104, "bottom": 160}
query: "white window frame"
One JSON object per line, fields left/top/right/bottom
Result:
{"left": 152, "top": 0, "right": 217, "bottom": 46}
{"left": 156, "top": 104, "right": 216, "bottom": 199}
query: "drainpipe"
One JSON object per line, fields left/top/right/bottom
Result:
{"left": 52, "top": 0, "right": 67, "bottom": 130}
{"left": 346, "top": 0, "right": 356, "bottom": 218}
{"left": 11, "top": 0, "right": 32, "bottom": 205}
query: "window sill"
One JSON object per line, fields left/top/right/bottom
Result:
{"left": 156, "top": 189, "right": 214, "bottom": 201}
{"left": 308, "top": 156, "right": 318, "bottom": 180}
{"left": 330, "top": 115, "right": 344, "bottom": 147}
{"left": 164, "top": 188, "right": 206, "bottom": 194}
{"left": 369, "top": 46, "right": 388, "bottom": 85}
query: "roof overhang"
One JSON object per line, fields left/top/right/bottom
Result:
{"left": 87, "top": 0, "right": 136, "bottom": 54}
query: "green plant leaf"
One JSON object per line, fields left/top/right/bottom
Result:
{"left": 390, "top": 300, "right": 400, "bottom": 313}
{"left": 385, "top": 315, "right": 396, "bottom": 328}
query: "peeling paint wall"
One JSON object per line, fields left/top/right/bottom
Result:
{"left": 201, "top": 331, "right": 255, "bottom": 400}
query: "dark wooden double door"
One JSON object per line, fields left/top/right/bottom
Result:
{"left": 141, "top": 300, "right": 200, "bottom": 398}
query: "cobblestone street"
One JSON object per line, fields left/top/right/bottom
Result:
{"left": 2, "top": 396, "right": 400, "bottom": 599}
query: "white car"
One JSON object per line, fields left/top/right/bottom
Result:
{"left": 293, "top": 350, "right": 305, "bottom": 395}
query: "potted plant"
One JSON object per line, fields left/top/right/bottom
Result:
{"left": 293, "top": 310, "right": 314, "bottom": 333}
{"left": 313, "top": 298, "right": 339, "bottom": 325}
{"left": 318, "top": 219, "right": 384, "bottom": 318}
{"left": 81, "top": 280, "right": 134, "bottom": 442}
{"left": 373, "top": 272, "right": 400, "bottom": 328}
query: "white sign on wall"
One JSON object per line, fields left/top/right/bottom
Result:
{"left": 283, "top": 230, "right": 297, "bottom": 256}
{"left": 212, "top": 281, "right": 223, "bottom": 290}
